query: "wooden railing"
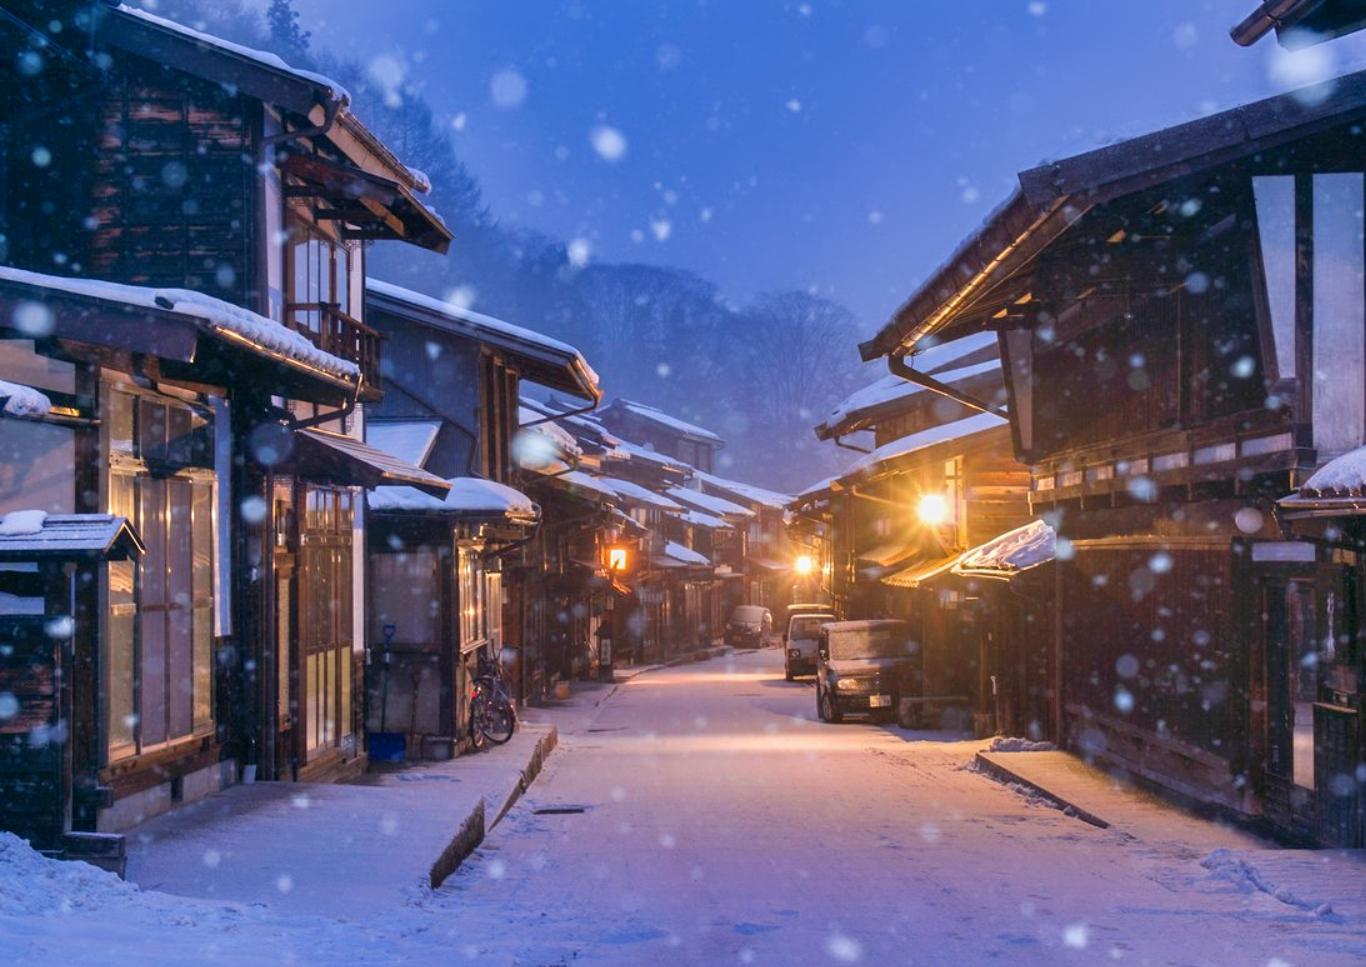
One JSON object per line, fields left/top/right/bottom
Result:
{"left": 284, "top": 302, "right": 383, "bottom": 393}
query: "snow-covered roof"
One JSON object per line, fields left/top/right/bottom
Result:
{"left": 1296, "top": 446, "right": 1366, "bottom": 498}
{"left": 608, "top": 399, "right": 723, "bottom": 445}
{"left": 0, "top": 266, "right": 358, "bottom": 382}
{"left": 599, "top": 477, "right": 684, "bottom": 512}
{"left": 665, "top": 486, "right": 755, "bottom": 520}
{"left": 953, "top": 520, "right": 1056, "bottom": 578}
{"left": 0, "top": 379, "right": 52, "bottom": 420}
{"left": 819, "top": 358, "right": 1001, "bottom": 438}
{"left": 658, "top": 540, "right": 711, "bottom": 568}
{"left": 0, "top": 513, "right": 144, "bottom": 560}
{"left": 793, "top": 475, "right": 841, "bottom": 502}
{"left": 365, "top": 421, "right": 441, "bottom": 469}
{"left": 691, "top": 470, "right": 792, "bottom": 511}
{"left": 368, "top": 477, "right": 539, "bottom": 521}
{"left": 904, "top": 331, "right": 999, "bottom": 374}
{"left": 518, "top": 406, "right": 582, "bottom": 458}
{"left": 612, "top": 438, "right": 687, "bottom": 471}
{"left": 113, "top": 4, "right": 352, "bottom": 108}
{"left": 550, "top": 470, "right": 620, "bottom": 503}
{"left": 367, "top": 279, "right": 600, "bottom": 399}
{"left": 842, "top": 411, "right": 1008, "bottom": 480}
{"left": 675, "top": 508, "right": 732, "bottom": 531}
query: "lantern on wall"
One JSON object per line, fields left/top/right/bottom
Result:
{"left": 607, "top": 546, "right": 629, "bottom": 572}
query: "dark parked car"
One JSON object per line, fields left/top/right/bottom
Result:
{"left": 784, "top": 612, "right": 834, "bottom": 680}
{"left": 815, "top": 620, "right": 921, "bottom": 723}
{"left": 725, "top": 605, "right": 772, "bottom": 649}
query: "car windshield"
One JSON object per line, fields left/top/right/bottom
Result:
{"left": 731, "top": 606, "right": 766, "bottom": 624}
{"left": 789, "top": 616, "right": 831, "bottom": 639}
{"left": 827, "top": 626, "right": 914, "bottom": 660}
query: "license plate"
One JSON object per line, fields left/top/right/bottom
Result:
{"left": 869, "top": 695, "right": 892, "bottom": 708}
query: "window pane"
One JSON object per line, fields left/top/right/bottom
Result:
{"left": 336, "top": 244, "right": 350, "bottom": 314}
{"left": 193, "top": 605, "right": 212, "bottom": 730}
{"left": 277, "top": 573, "right": 292, "bottom": 723}
{"left": 139, "top": 611, "right": 167, "bottom": 746}
{"left": 192, "top": 482, "right": 213, "bottom": 603}
{"left": 1253, "top": 176, "right": 1297, "bottom": 381}
{"left": 1312, "top": 172, "right": 1366, "bottom": 455}
{"left": 107, "top": 610, "right": 136, "bottom": 758}
{"left": 108, "top": 390, "right": 134, "bottom": 453}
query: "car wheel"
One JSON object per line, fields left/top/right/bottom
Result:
{"left": 785, "top": 664, "right": 793, "bottom": 682}
{"left": 819, "top": 687, "right": 842, "bottom": 724}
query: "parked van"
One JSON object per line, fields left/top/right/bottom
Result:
{"left": 784, "top": 612, "right": 834, "bottom": 680}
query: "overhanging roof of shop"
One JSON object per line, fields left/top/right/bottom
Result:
{"left": 860, "top": 67, "right": 1366, "bottom": 362}
{"left": 601, "top": 477, "right": 685, "bottom": 512}
{"left": 882, "top": 554, "right": 961, "bottom": 589}
{"left": 368, "top": 476, "right": 540, "bottom": 524}
{"left": 281, "top": 153, "right": 451, "bottom": 254}
{"left": 841, "top": 412, "right": 1008, "bottom": 482}
{"left": 690, "top": 470, "right": 792, "bottom": 511}
{"left": 291, "top": 429, "right": 450, "bottom": 497}
{"left": 1278, "top": 444, "right": 1366, "bottom": 516}
{"left": 665, "top": 486, "right": 755, "bottom": 520}
{"left": 816, "top": 358, "right": 1001, "bottom": 441}
{"left": 953, "top": 520, "right": 1056, "bottom": 580}
{"left": 366, "top": 280, "right": 601, "bottom": 401}
{"left": 366, "top": 420, "right": 442, "bottom": 469}
{"left": 856, "top": 539, "right": 921, "bottom": 569}
{"left": 0, "top": 267, "right": 361, "bottom": 406}
{"left": 0, "top": 513, "right": 144, "bottom": 561}
{"left": 654, "top": 540, "right": 712, "bottom": 569}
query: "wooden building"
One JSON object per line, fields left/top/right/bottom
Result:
{"left": 360, "top": 280, "right": 600, "bottom": 755}
{"left": 0, "top": 5, "right": 448, "bottom": 856}
{"left": 859, "top": 70, "right": 1366, "bottom": 845}
{"left": 798, "top": 342, "right": 1032, "bottom": 733}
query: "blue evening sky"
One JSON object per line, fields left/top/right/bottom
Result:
{"left": 283, "top": 0, "right": 1366, "bottom": 332}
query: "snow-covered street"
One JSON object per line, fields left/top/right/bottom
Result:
{"left": 7, "top": 647, "right": 1363, "bottom": 965}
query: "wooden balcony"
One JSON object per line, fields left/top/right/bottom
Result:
{"left": 284, "top": 302, "right": 384, "bottom": 400}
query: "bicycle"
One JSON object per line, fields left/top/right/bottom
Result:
{"left": 469, "top": 651, "right": 517, "bottom": 748}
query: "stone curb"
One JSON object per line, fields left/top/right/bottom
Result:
{"left": 428, "top": 797, "right": 485, "bottom": 890}
{"left": 489, "top": 726, "right": 560, "bottom": 830}
{"left": 973, "top": 751, "right": 1111, "bottom": 829}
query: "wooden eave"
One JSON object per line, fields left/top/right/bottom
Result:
{"left": 862, "top": 66, "right": 1366, "bottom": 362}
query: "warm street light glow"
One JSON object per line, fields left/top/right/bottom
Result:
{"left": 917, "top": 493, "right": 950, "bottom": 526}
{"left": 793, "top": 554, "right": 815, "bottom": 576}
{"left": 608, "top": 547, "right": 629, "bottom": 571}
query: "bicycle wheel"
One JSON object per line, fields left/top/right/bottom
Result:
{"left": 483, "top": 697, "right": 515, "bottom": 744}
{"left": 468, "top": 691, "right": 488, "bottom": 751}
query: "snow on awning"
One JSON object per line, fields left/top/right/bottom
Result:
{"left": 953, "top": 520, "right": 1056, "bottom": 579}
{"left": 368, "top": 477, "right": 539, "bottom": 524}
{"left": 291, "top": 429, "right": 450, "bottom": 497}
{"left": 746, "top": 556, "right": 789, "bottom": 573}
{"left": 600, "top": 477, "right": 684, "bottom": 512}
{"left": 654, "top": 541, "right": 711, "bottom": 568}
{"left": 366, "top": 421, "right": 441, "bottom": 469}
{"left": 0, "top": 379, "right": 52, "bottom": 420}
{"left": 841, "top": 411, "right": 1008, "bottom": 482}
{"left": 0, "top": 266, "right": 361, "bottom": 399}
{"left": 691, "top": 470, "right": 792, "bottom": 511}
{"left": 882, "top": 554, "right": 961, "bottom": 589}
{"left": 541, "top": 470, "right": 619, "bottom": 504}
{"left": 0, "top": 513, "right": 144, "bottom": 561}
{"left": 515, "top": 404, "right": 583, "bottom": 472}
{"left": 665, "top": 486, "right": 755, "bottom": 520}
{"left": 366, "top": 280, "right": 600, "bottom": 400}
{"left": 1279, "top": 445, "right": 1366, "bottom": 515}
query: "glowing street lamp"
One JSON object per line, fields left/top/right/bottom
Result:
{"left": 607, "top": 546, "right": 629, "bottom": 572}
{"left": 793, "top": 554, "right": 815, "bottom": 576}
{"left": 916, "top": 493, "right": 951, "bottom": 527}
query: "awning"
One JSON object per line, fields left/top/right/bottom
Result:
{"left": 953, "top": 520, "right": 1056, "bottom": 580}
{"left": 857, "top": 539, "right": 920, "bottom": 569}
{"left": 289, "top": 428, "right": 450, "bottom": 496}
{"left": 841, "top": 412, "right": 1008, "bottom": 482}
{"left": 1279, "top": 446, "right": 1366, "bottom": 517}
{"left": 368, "top": 476, "right": 540, "bottom": 525}
{"left": 654, "top": 540, "right": 712, "bottom": 569}
{"left": 746, "top": 556, "right": 789, "bottom": 573}
{"left": 674, "top": 508, "right": 732, "bottom": 531}
{"left": 882, "top": 554, "right": 962, "bottom": 589}
{"left": 0, "top": 513, "right": 144, "bottom": 561}
{"left": 366, "top": 420, "right": 441, "bottom": 468}
{"left": 281, "top": 153, "right": 451, "bottom": 254}
{"left": 665, "top": 486, "right": 755, "bottom": 519}
{"left": 600, "top": 477, "right": 684, "bottom": 512}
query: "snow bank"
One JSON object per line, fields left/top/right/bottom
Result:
{"left": 955, "top": 520, "right": 1056, "bottom": 576}
{"left": 1200, "top": 849, "right": 1336, "bottom": 916}
{"left": 0, "top": 379, "right": 51, "bottom": 419}
{"left": 0, "top": 510, "right": 47, "bottom": 537}
{"left": 0, "top": 832, "right": 141, "bottom": 916}
{"left": 0, "top": 266, "right": 359, "bottom": 380}
{"left": 989, "top": 736, "right": 1057, "bottom": 753}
